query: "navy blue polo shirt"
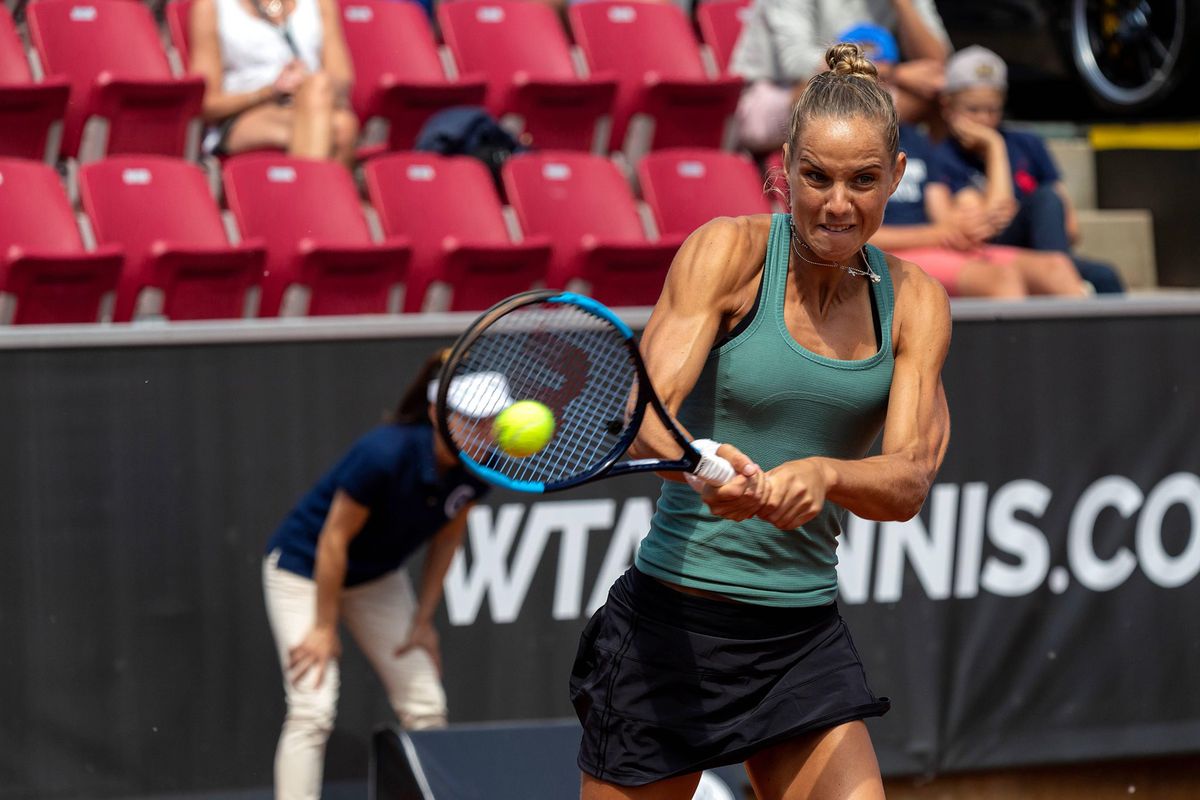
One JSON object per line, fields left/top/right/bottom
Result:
{"left": 934, "top": 126, "right": 1060, "bottom": 198}
{"left": 884, "top": 125, "right": 939, "bottom": 226}
{"left": 266, "top": 423, "right": 490, "bottom": 586}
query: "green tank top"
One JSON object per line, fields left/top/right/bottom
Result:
{"left": 635, "top": 213, "right": 896, "bottom": 606}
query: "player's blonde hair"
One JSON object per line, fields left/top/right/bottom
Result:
{"left": 787, "top": 43, "right": 900, "bottom": 159}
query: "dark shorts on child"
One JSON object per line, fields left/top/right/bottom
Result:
{"left": 570, "top": 567, "right": 889, "bottom": 787}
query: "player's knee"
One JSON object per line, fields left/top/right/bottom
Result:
{"left": 284, "top": 700, "right": 337, "bottom": 737}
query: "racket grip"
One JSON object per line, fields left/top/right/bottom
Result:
{"left": 689, "top": 439, "right": 737, "bottom": 486}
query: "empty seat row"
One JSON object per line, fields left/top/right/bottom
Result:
{"left": 0, "top": 0, "right": 749, "bottom": 164}
{"left": 0, "top": 148, "right": 773, "bottom": 324}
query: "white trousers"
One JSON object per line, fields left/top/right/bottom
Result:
{"left": 262, "top": 551, "right": 448, "bottom": 800}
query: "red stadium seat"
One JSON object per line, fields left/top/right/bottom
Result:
{"left": 222, "top": 154, "right": 410, "bottom": 316}
{"left": 0, "top": 5, "right": 70, "bottom": 162}
{"left": 636, "top": 148, "right": 772, "bottom": 237}
{"left": 0, "top": 157, "right": 122, "bottom": 324}
{"left": 363, "top": 152, "right": 551, "bottom": 312}
{"left": 438, "top": 0, "right": 616, "bottom": 152}
{"left": 164, "top": 0, "right": 194, "bottom": 70}
{"left": 568, "top": 1, "right": 742, "bottom": 161}
{"left": 502, "top": 151, "right": 682, "bottom": 306}
{"left": 339, "top": 0, "right": 487, "bottom": 152}
{"left": 695, "top": 0, "right": 753, "bottom": 75}
{"left": 25, "top": 0, "right": 205, "bottom": 162}
{"left": 78, "top": 156, "right": 266, "bottom": 321}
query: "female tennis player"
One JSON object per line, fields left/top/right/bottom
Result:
{"left": 262, "top": 348, "right": 499, "bottom": 799}
{"left": 570, "top": 43, "right": 951, "bottom": 800}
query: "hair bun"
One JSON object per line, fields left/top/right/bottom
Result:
{"left": 826, "top": 42, "right": 879, "bottom": 80}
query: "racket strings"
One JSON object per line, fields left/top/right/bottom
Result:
{"left": 446, "top": 302, "right": 638, "bottom": 485}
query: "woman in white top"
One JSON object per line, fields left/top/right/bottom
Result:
{"left": 189, "top": 0, "right": 358, "bottom": 166}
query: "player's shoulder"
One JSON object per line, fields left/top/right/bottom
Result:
{"left": 885, "top": 252, "right": 951, "bottom": 319}
{"left": 674, "top": 213, "right": 773, "bottom": 284}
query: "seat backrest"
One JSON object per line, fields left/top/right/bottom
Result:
{"left": 0, "top": 157, "right": 86, "bottom": 255}
{"left": 165, "top": 0, "right": 194, "bottom": 70}
{"left": 637, "top": 149, "right": 771, "bottom": 235}
{"left": 570, "top": 1, "right": 708, "bottom": 81}
{"left": 26, "top": 0, "right": 178, "bottom": 154}
{"left": 79, "top": 155, "right": 227, "bottom": 249}
{"left": 0, "top": 5, "right": 33, "bottom": 82}
{"left": 222, "top": 155, "right": 373, "bottom": 246}
{"left": 502, "top": 151, "right": 646, "bottom": 245}
{"left": 364, "top": 152, "right": 511, "bottom": 246}
{"left": 438, "top": 1, "right": 578, "bottom": 84}
{"left": 341, "top": 0, "right": 448, "bottom": 119}
{"left": 695, "top": 0, "right": 752, "bottom": 75}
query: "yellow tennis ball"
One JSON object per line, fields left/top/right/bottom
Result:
{"left": 493, "top": 400, "right": 556, "bottom": 458}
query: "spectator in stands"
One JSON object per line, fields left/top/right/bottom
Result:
{"left": 935, "top": 45, "right": 1125, "bottom": 293}
{"left": 263, "top": 348, "right": 492, "bottom": 799}
{"left": 730, "top": 0, "right": 949, "bottom": 153}
{"left": 189, "top": 0, "right": 359, "bottom": 167}
{"left": 849, "top": 27, "right": 1087, "bottom": 298}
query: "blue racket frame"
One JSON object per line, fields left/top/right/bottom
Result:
{"left": 435, "top": 290, "right": 704, "bottom": 494}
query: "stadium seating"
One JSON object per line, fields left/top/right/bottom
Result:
{"left": 25, "top": 0, "right": 205, "bottom": 162}
{"left": 637, "top": 148, "right": 772, "bottom": 236}
{"left": 363, "top": 152, "right": 551, "bottom": 312}
{"left": 0, "top": 5, "right": 70, "bottom": 162}
{"left": 502, "top": 151, "right": 682, "bottom": 306}
{"left": 568, "top": 1, "right": 742, "bottom": 162}
{"left": 221, "top": 154, "right": 409, "bottom": 316}
{"left": 0, "top": 157, "right": 122, "bottom": 324}
{"left": 339, "top": 0, "right": 487, "bottom": 153}
{"left": 164, "top": 0, "right": 194, "bottom": 71}
{"left": 438, "top": 0, "right": 617, "bottom": 152}
{"left": 694, "top": 0, "right": 752, "bottom": 75}
{"left": 78, "top": 156, "right": 266, "bottom": 321}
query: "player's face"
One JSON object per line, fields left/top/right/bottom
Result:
{"left": 787, "top": 115, "right": 903, "bottom": 265}
{"left": 431, "top": 404, "right": 495, "bottom": 465}
{"left": 946, "top": 87, "right": 1005, "bottom": 129}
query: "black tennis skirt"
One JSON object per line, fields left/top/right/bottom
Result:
{"left": 570, "top": 567, "right": 890, "bottom": 787}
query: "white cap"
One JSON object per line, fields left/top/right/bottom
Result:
{"left": 944, "top": 45, "right": 1007, "bottom": 93}
{"left": 427, "top": 371, "right": 514, "bottom": 418}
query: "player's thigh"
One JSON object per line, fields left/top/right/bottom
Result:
{"left": 581, "top": 772, "right": 701, "bottom": 800}
{"left": 224, "top": 102, "right": 294, "bottom": 154}
{"left": 744, "top": 721, "right": 884, "bottom": 800}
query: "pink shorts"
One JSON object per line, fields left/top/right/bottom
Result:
{"left": 890, "top": 245, "right": 1023, "bottom": 296}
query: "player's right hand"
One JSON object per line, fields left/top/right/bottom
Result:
{"left": 288, "top": 625, "right": 341, "bottom": 689}
{"left": 698, "top": 443, "right": 768, "bottom": 522}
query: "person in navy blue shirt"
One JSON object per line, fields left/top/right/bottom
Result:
{"left": 262, "top": 347, "right": 503, "bottom": 800}
{"left": 933, "top": 46, "right": 1124, "bottom": 293}
{"left": 846, "top": 26, "right": 1085, "bottom": 298}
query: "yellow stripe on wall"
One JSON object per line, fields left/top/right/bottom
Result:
{"left": 1090, "top": 123, "right": 1200, "bottom": 151}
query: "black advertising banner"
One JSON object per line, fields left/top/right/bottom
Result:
{"left": 1, "top": 307, "right": 1199, "bottom": 797}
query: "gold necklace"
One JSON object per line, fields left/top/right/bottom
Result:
{"left": 789, "top": 219, "right": 880, "bottom": 284}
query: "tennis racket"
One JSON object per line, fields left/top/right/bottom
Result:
{"left": 434, "top": 289, "right": 736, "bottom": 493}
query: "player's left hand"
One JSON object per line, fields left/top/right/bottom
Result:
{"left": 395, "top": 620, "right": 443, "bottom": 677}
{"left": 757, "top": 459, "right": 829, "bottom": 530}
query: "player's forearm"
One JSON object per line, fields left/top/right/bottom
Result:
{"left": 813, "top": 453, "right": 936, "bottom": 521}
{"left": 982, "top": 138, "right": 1016, "bottom": 214}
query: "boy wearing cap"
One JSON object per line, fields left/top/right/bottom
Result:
{"left": 935, "top": 45, "right": 1124, "bottom": 292}
{"left": 262, "top": 348, "right": 495, "bottom": 799}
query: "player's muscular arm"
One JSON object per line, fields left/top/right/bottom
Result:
{"left": 759, "top": 259, "right": 951, "bottom": 529}
{"left": 629, "top": 216, "right": 755, "bottom": 463}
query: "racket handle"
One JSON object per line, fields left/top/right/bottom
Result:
{"left": 689, "top": 439, "right": 737, "bottom": 486}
